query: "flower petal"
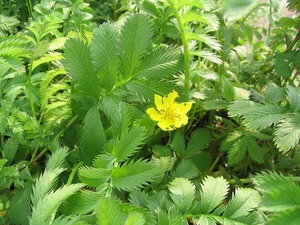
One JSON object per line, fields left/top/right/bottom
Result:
{"left": 146, "top": 108, "right": 162, "bottom": 121}
{"left": 158, "top": 121, "right": 175, "bottom": 131}
{"left": 173, "top": 115, "right": 188, "bottom": 128}
{"left": 177, "top": 102, "right": 192, "bottom": 114}
{"left": 163, "top": 90, "right": 178, "bottom": 105}
{"left": 154, "top": 94, "right": 164, "bottom": 111}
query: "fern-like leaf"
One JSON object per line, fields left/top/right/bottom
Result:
{"left": 30, "top": 183, "right": 83, "bottom": 225}
{"left": 223, "top": 188, "right": 260, "bottom": 219}
{"left": 274, "top": 114, "right": 300, "bottom": 153}
{"left": 112, "top": 126, "right": 147, "bottom": 162}
{"left": 118, "top": 14, "right": 152, "bottom": 80}
{"left": 79, "top": 106, "right": 107, "bottom": 165}
{"left": 111, "top": 159, "right": 157, "bottom": 191}
{"left": 168, "top": 178, "right": 195, "bottom": 213}
{"left": 90, "top": 23, "right": 119, "bottom": 91}
{"left": 243, "top": 105, "right": 284, "bottom": 130}
{"left": 200, "top": 176, "right": 229, "bottom": 214}
{"left": 63, "top": 38, "right": 101, "bottom": 99}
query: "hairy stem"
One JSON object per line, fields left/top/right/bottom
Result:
{"left": 167, "top": 0, "right": 190, "bottom": 98}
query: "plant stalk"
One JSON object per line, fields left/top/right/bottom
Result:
{"left": 167, "top": 0, "right": 190, "bottom": 98}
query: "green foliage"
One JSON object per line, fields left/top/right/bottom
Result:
{"left": 253, "top": 172, "right": 300, "bottom": 225}
{"left": 1, "top": 0, "right": 300, "bottom": 224}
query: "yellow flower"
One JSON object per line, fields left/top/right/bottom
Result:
{"left": 146, "top": 90, "right": 192, "bottom": 131}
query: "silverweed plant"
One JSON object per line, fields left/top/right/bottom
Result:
{"left": 0, "top": 0, "right": 300, "bottom": 225}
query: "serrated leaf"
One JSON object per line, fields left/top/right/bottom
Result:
{"left": 190, "top": 50, "right": 222, "bottom": 64}
{"left": 170, "top": 131, "right": 185, "bottom": 157}
{"left": 200, "top": 176, "right": 229, "bottom": 214}
{"left": 169, "top": 178, "right": 195, "bottom": 213}
{"left": 265, "top": 84, "right": 285, "bottom": 103}
{"left": 223, "top": 188, "right": 260, "bottom": 219}
{"left": 119, "top": 14, "right": 152, "bottom": 79}
{"left": 135, "top": 46, "right": 182, "bottom": 80}
{"left": 78, "top": 166, "right": 110, "bottom": 188}
{"left": 286, "top": 85, "right": 300, "bottom": 112}
{"left": 184, "top": 129, "right": 210, "bottom": 158}
{"left": 45, "top": 147, "right": 69, "bottom": 171}
{"left": 90, "top": 23, "right": 119, "bottom": 91}
{"left": 97, "top": 198, "right": 125, "bottom": 225}
{"left": 111, "top": 160, "right": 157, "bottom": 191}
{"left": 196, "top": 215, "right": 216, "bottom": 225}
{"left": 243, "top": 104, "right": 284, "bottom": 130}
{"left": 112, "top": 126, "right": 147, "bottom": 162}
{"left": 254, "top": 172, "right": 300, "bottom": 212}
{"left": 274, "top": 114, "right": 300, "bottom": 153}
{"left": 172, "top": 159, "right": 199, "bottom": 180}
{"left": 63, "top": 38, "right": 101, "bottom": 99}
{"left": 124, "top": 212, "right": 145, "bottom": 225}
{"left": 228, "top": 100, "right": 257, "bottom": 117}
{"left": 247, "top": 135, "right": 264, "bottom": 164}
{"left": 266, "top": 207, "right": 300, "bottom": 225}
{"left": 31, "top": 168, "right": 65, "bottom": 206}
{"left": 227, "top": 134, "right": 247, "bottom": 165}
{"left": 186, "top": 32, "right": 221, "bottom": 51}
{"left": 63, "top": 190, "right": 103, "bottom": 215}
{"left": 30, "top": 183, "right": 84, "bottom": 225}
{"left": 221, "top": 76, "right": 235, "bottom": 101}
{"left": 79, "top": 106, "right": 107, "bottom": 165}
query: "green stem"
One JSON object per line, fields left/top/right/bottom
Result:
{"left": 26, "top": 0, "right": 33, "bottom": 17}
{"left": 27, "top": 58, "right": 36, "bottom": 119}
{"left": 67, "top": 161, "right": 84, "bottom": 185}
{"left": 208, "top": 151, "right": 224, "bottom": 174}
{"left": 167, "top": 0, "right": 190, "bottom": 98}
{"left": 29, "top": 115, "right": 79, "bottom": 165}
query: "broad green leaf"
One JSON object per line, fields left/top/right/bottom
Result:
{"left": 184, "top": 129, "right": 210, "bottom": 158}
{"left": 111, "top": 160, "right": 157, "bottom": 191}
{"left": 78, "top": 166, "right": 110, "bottom": 188}
{"left": 172, "top": 159, "right": 199, "bottom": 180}
{"left": 247, "top": 135, "right": 264, "bottom": 164}
{"left": 124, "top": 212, "right": 145, "bottom": 225}
{"left": 223, "top": 188, "right": 260, "bottom": 219}
{"left": 222, "top": 0, "right": 257, "bottom": 20}
{"left": 119, "top": 14, "right": 152, "bottom": 80}
{"left": 6, "top": 181, "right": 32, "bottom": 225}
{"left": 196, "top": 215, "right": 216, "bottom": 225}
{"left": 266, "top": 207, "right": 300, "bottom": 225}
{"left": 63, "top": 190, "right": 103, "bottom": 215}
{"left": 97, "top": 198, "right": 125, "bottom": 225}
{"left": 63, "top": 38, "right": 101, "bottom": 99}
{"left": 274, "top": 55, "right": 292, "bottom": 79}
{"left": 169, "top": 178, "right": 195, "bottom": 213}
{"left": 254, "top": 172, "right": 300, "bottom": 212}
{"left": 243, "top": 104, "right": 284, "bottom": 130}
{"left": 79, "top": 106, "right": 107, "bottom": 165}
{"left": 170, "top": 131, "right": 185, "bottom": 157}
{"left": 200, "top": 176, "right": 229, "bottom": 214}
{"left": 90, "top": 23, "right": 119, "bottom": 91}
{"left": 227, "top": 134, "right": 247, "bottom": 165}
{"left": 286, "top": 85, "right": 300, "bottom": 112}
{"left": 112, "top": 126, "right": 147, "bottom": 162}
{"left": 274, "top": 114, "right": 300, "bottom": 153}
{"left": 221, "top": 76, "right": 235, "bottom": 101}
{"left": 265, "top": 84, "right": 285, "bottom": 103}
{"left": 228, "top": 100, "right": 257, "bottom": 117}
{"left": 135, "top": 46, "right": 182, "bottom": 80}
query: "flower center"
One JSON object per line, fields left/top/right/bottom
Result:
{"left": 162, "top": 106, "right": 178, "bottom": 122}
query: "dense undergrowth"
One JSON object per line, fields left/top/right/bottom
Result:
{"left": 0, "top": 0, "right": 300, "bottom": 224}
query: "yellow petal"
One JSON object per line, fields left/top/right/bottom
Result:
{"left": 177, "top": 102, "right": 192, "bottom": 114}
{"left": 163, "top": 90, "right": 178, "bottom": 105}
{"left": 173, "top": 115, "right": 188, "bottom": 128}
{"left": 157, "top": 121, "right": 175, "bottom": 131}
{"left": 154, "top": 94, "right": 164, "bottom": 111}
{"left": 146, "top": 108, "right": 162, "bottom": 121}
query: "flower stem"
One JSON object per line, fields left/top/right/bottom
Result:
{"left": 167, "top": 0, "right": 190, "bottom": 98}
{"left": 67, "top": 161, "right": 84, "bottom": 185}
